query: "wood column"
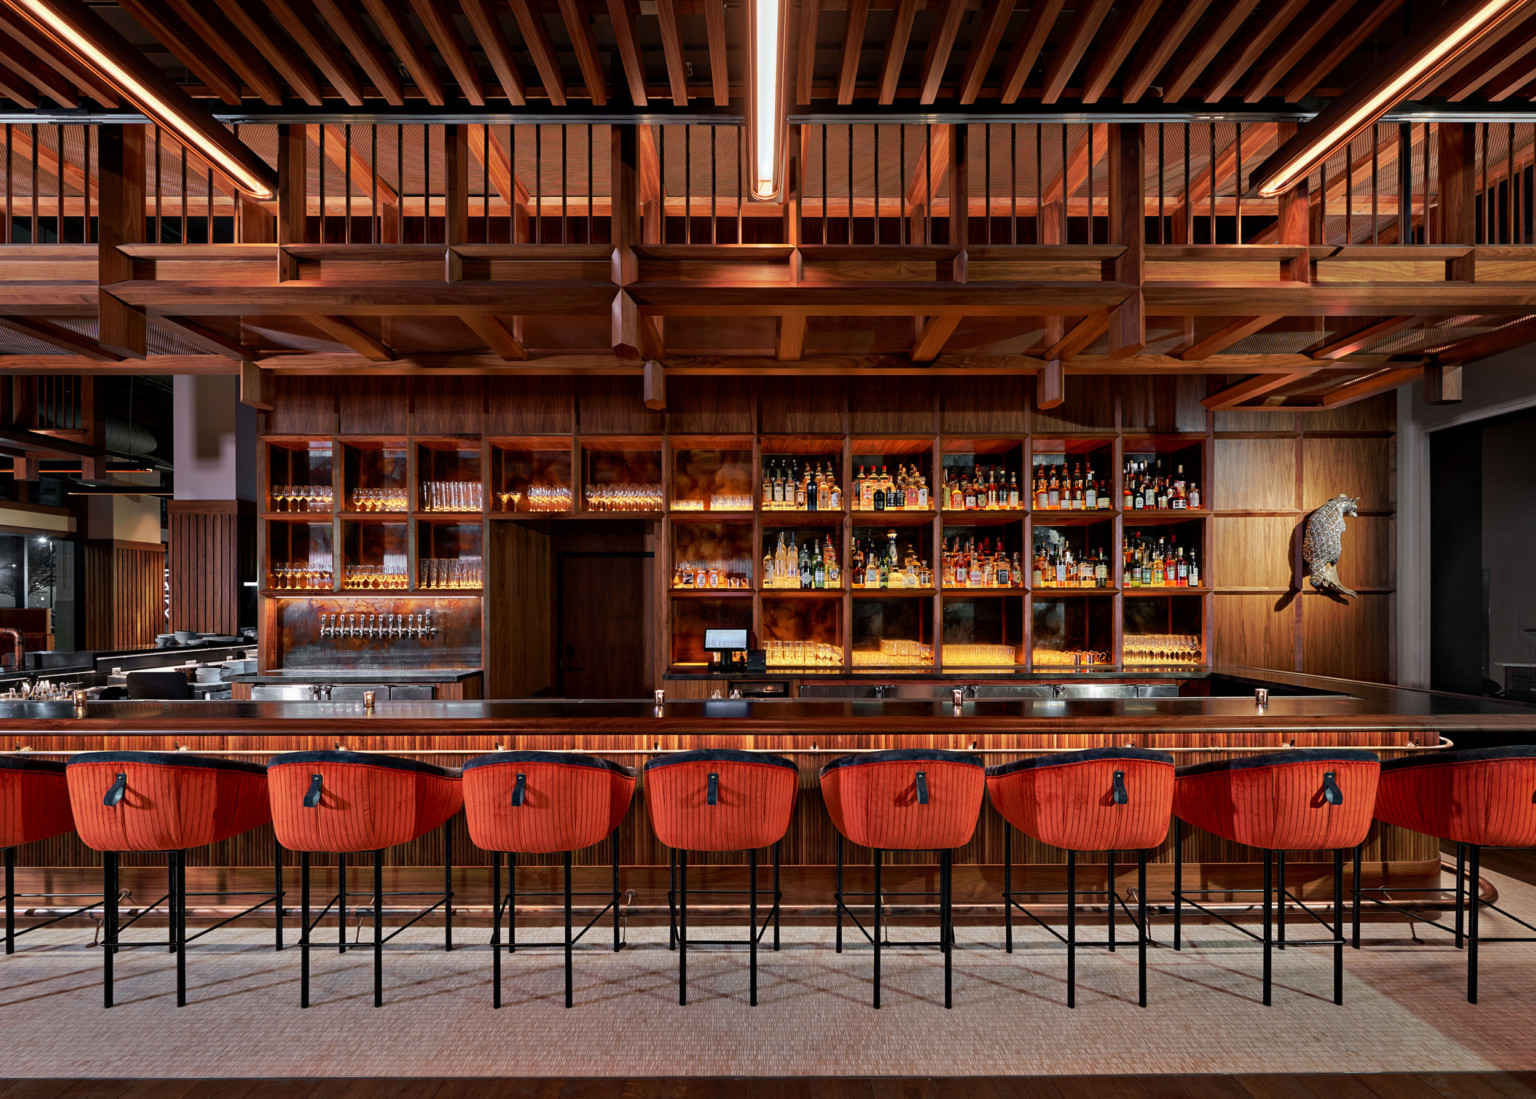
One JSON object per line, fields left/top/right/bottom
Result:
{"left": 1438, "top": 122, "right": 1476, "bottom": 279}
{"left": 167, "top": 500, "right": 251, "bottom": 635}
{"left": 276, "top": 123, "right": 306, "bottom": 282}
{"left": 84, "top": 540, "right": 164, "bottom": 650}
{"left": 1108, "top": 122, "right": 1146, "bottom": 357}
{"left": 96, "top": 124, "right": 146, "bottom": 359}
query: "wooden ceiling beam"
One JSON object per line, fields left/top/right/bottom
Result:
{"left": 998, "top": 0, "right": 1061, "bottom": 104}
{"left": 157, "top": 316, "right": 249, "bottom": 360}
{"left": 264, "top": 0, "right": 367, "bottom": 106}
{"left": 1242, "top": 0, "right": 1354, "bottom": 102}
{"left": 314, "top": 125, "right": 399, "bottom": 206}
{"left": 877, "top": 0, "right": 916, "bottom": 105}
{"left": 0, "top": 317, "right": 112, "bottom": 359}
{"left": 703, "top": 0, "right": 728, "bottom": 107}
{"left": 1307, "top": 316, "right": 1423, "bottom": 360}
{"left": 607, "top": 0, "right": 648, "bottom": 106}
{"left": 508, "top": 0, "right": 567, "bottom": 106}
{"left": 837, "top": 0, "right": 870, "bottom": 106}
{"left": 656, "top": 0, "right": 690, "bottom": 106}
{"left": 210, "top": 0, "right": 322, "bottom": 107}
{"left": 1080, "top": 0, "right": 1160, "bottom": 105}
{"left": 557, "top": 0, "right": 610, "bottom": 106}
{"left": 1161, "top": 0, "right": 1259, "bottom": 104}
{"left": 1281, "top": 0, "right": 1403, "bottom": 102}
{"left": 917, "top": 0, "right": 967, "bottom": 105}
{"left": 360, "top": 0, "right": 444, "bottom": 105}
{"left": 957, "top": 0, "right": 1015, "bottom": 106}
{"left": 1439, "top": 14, "right": 1536, "bottom": 100}
{"left": 461, "top": 314, "right": 527, "bottom": 361}
{"left": 911, "top": 314, "right": 961, "bottom": 361}
{"left": 1201, "top": 370, "right": 1311, "bottom": 409}
{"left": 797, "top": 0, "right": 821, "bottom": 106}
{"left": 1045, "top": 313, "right": 1107, "bottom": 360}
{"left": 1119, "top": 0, "right": 1211, "bottom": 104}
{"left": 313, "top": 0, "right": 405, "bottom": 107}
{"left": 0, "top": 28, "right": 72, "bottom": 106}
{"left": 1320, "top": 365, "right": 1425, "bottom": 407}
{"left": 1042, "top": 123, "right": 1107, "bottom": 208}
{"left": 776, "top": 313, "right": 807, "bottom": 361}
{"left": 114, "top": 0, "right": 243, "bottom": 106}
{"left": 0, "top": 9, "right": 118, "bottom": 105}
{"left": 903, "top": 123, "right": 950, "bottom": 208}
{"left": 1177, "top": 122, "right": 1277, "bottom": 211}
{"left": 1486, "top": 55, "right": 1536, "bottom": 101}
{"left": 308, "top": 315, "right": 394, "bottom": 361}
{"left": 467, "top": 123, "right": 531, "bottom": 212}
{"left": 1428, "top": 316, "right": 1536, "bottom": 365}
{"left": 162, "top": 0, "right": 284, "bottom": 106}
{"left": 0, "top": 63, "right": 38, "bottom": 109}
{"left": 460, "top": 0, "right": 526, "bottom": 105}
{"left": 1041, "top": 0, "right": 1115, "bottom": 104}
{"left": 409, "top": 0, "right": 485, "bottom": 106}
{"left": 0, "top": 118, "right": 90, "bottom": 196}
{"left": 1178, "top": 315, "right": 1281, "bottom": 360}
{"left": 1202, "top": 0, "right": 1308, "bottom": 104}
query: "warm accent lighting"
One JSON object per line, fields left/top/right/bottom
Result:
{"left": 3, "top": 0, "right": 277, "bottom": 199}
{"left": 1249, "top": 0, "right": 1528, "bottom": 199}
{"left": 747, "top": 0, "right": 789, "bottom": 201}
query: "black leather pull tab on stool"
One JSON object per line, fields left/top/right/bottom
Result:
{"left": 267, "top": 751, "right": 462, "bottom": 1007}
{"left": 987, "top": 747, "right": 1175, "bottom": 1008}
{"left": 1172, "top": 749, "right": 1379, "bottom": 1006}
{"left": 1359, "top": 745, "right": 1536, "bottom": 1003}
{"left": 820, "top": 749, "right": 985, "bottom": 1009}
{"left": 462, "top": 751, "right": 636, "bottom": 1008}
{"left": 643, "top": 749, "right": 798, "bottom": 1006}
{"left": 64, "top": 752, "right": 279, "bottom": 1007}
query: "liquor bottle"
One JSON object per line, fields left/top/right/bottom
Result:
{"left": 825, "top": 540, "right": 840, "bottom": 587}
{"left": 864, "top": 540, "right": 880, "bottom": 589}
{"left": 1133, "top": 478, "right": 1144, "bottom": 510}
{"left": 799, "top": 538, "right": 812, "bottom": 589}
{"left": 1007, "top": 471, "right": 1020, "bottom": 509}
{"left": 1122, "top": 470, "right": 1133, "bottom": 510}
{"left": 916, "top": 471, "right": 929, "bottom": 509}
{"left": 813, "top": 539, "right": 826, "bottom": 589}
{"left": 1095, "top": 551, "right": 1109, "bottom": 588}
{"left": 1188, "top": 548, "right": 1200, "bottom": 587}
{"left": 872, "top": 466, "right": 886, "bottom": 511}
{"left": 1032, "top": 548, "right": 1046, "bottom": 588}
{"left": 857, "top": 467, "right": 873, "bottom": 511}
{"left": 762, "top": 466, "right": 773, "bottom": 509}
{"left": 794, "top": 466, "right": 808, "bottom": 509}
{"left": 1083, "top": 475, "right": 1097, "bottom": 510}
{"left": 905, "top": 468, "right": 920, "bottom": 509}
{"left": 949, "top": 472, "right": 964, "bottom": 511}
{"left": 887, "top": 467, "right": 902, "bottom": 511}
{"left": 1188, "top": 481, "right": 1201, "bottom": 509}
{"left": 1047, "top": 464, "right": 1061, "bottom": 509}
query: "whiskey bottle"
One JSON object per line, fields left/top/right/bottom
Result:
{"left": 1048, "top": 465, "right": 1061, "bottom": 509}
{"left": 905, "top": 468, "right": 920, "bottom": 509}
{"left": 825, "top": 540, "right": 840, "bottom": 587}
{"left": 1035, "top": 467, "right": 1050, "bottom": 510}
{"left": 1008, "top": 471, "right": 1020, "bottom": 509}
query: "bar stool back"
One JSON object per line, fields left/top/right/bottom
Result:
{"left": 986, "top": 746, "right": 1174, "bottom": 1007}
{"left": 2, "top": 756, "right": 79, "bottom": 954}
{"left": 1362, "top": 745, "right": 1536, "bottom": 1003}
{"left": 820, "top": 748, "right": 985, "bottom": 1008}
{"left": 643, "top": 748, "right": 798, "bottom": 1006}
{"left": 462, "top": 750, "right": 636, "bottom": 1007}
{"left": 1172, "top": 749, "right": 1379, "bottom": 1006}
{"left": 65, "top": 751, "right": 277, "bottom": 1007}
{"left": 267, "top": 750, "right": 462, "bottom": 1007}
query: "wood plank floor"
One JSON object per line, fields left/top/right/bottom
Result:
{"left": 2, "top": 1076, "right": 1535, "bottom": 1098}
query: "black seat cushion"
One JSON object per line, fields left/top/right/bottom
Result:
{"left": 0, "top": 754, "right": 67, "bottom": 774}
{"left": 820, "top": 747, "right": 983, "bottom": 778}
{"left": 986, "top": 745, "right": 1174, "bottom": 778}
{"left": 268, "top": 749, "right": 460, "bottom": 778}
{"left": 65, "top": 750, "right": 268, "bottom": 776}
{"left": 1176, "top": 748, "right": 1379, "bottom": 779}
{"left": 1380, "top": 744, "right": 1536, "bottom": 772}
{"left": 464, "top": 750, "right": 636, "bottom": 778}
{"left": 644, "top": 748, "right": 797, "bottom": 773}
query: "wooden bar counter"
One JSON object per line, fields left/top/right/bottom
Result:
{"left": 3, "top": 669, "right": 1532, "bottom": 885}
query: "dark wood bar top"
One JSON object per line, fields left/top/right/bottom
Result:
{"left": 1, "top": 669, "right": 1531, "bottom": 737}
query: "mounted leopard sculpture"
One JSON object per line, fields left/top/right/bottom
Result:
{"left": 1302, "top": 494, "right": 1360, "bottom": 601}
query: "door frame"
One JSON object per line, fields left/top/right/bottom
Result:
{"left": 554, "top": 549, "right": 654, "bottom": 698}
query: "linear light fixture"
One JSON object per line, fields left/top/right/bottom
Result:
{"left": 1249, "top": 0, "right": 1530, "bottom": 198}
{"left": 747, "top": 0, "right": 790, "bottom": 201}
{"left": 2, "top": 0, "right": 277, "bottom": 199}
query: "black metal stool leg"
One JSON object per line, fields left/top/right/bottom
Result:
{"left": 3, "top": 845, "right": 12, "bottom": 955}
{"left": 563, "top": 851, "right": 573, "bottom": 1009}
{"left": 491, "top": 850, "right": 501, "bottom": 1008}
{"left": 834, "top": 834, "right": 843, "bottom": 953}
{"left": 167, "top": 853, "right": 178, "bottom": 955}
{"left": 299, "top": 852, "right": 310, "bottom": 1008}
{"left": 174, "top": 850, "right": 186, "bottom": 1006}
{"left": 1262, "top": 849, "right": 1273, "bottom": 1006}
{"left": 1468, "top": 843, "right": 1480, "bottom": 1004}
{"left": 1173, "top": 818, "right": 1183, "bottom": 950}
{"left": 612, "top": 830, "right": 622, "bottom": 952}
{"left": 1107, "top": 849, "right": 1116, "bottom": 952}
{"left": 103, "top": 851, "right": 118, "bottom": 1008}
{"left": 1352, "top": 843, "right": 1362, "bottom": 948}
{"left": 749, "top": 847, "right": 759, "bottom": 1006}
{"left": 678, "top": 848, "right": 688, "bottom": 1006}
{"left": 373, "top": 849, "right": 384, "bottom": 1007}
{"left": 942, "top": 849, "right": 953, "bottom": 1010}
{"left": 443, "top": 816, "right": 454, "bottom": 952}
{"left": 772, "top": 840, "right": 781, "bottom": 951}
{"left": 872, "top": 847, "right": 882, "bottom": 1010}
{"left": 1067, "top": 850, "right": 1076, "bottom": 1009}
{"left": 1277, "top": 850, "right": 1286, "bottom": 950}
{"left": 1003, "top": 825, "right": 1013, "bottom": 954}
{"left": 337, "top": 852, "right": 346, "bottom": 955}
{"left": 667, "top": 848, "right": 676, "bottom": 952}
{"left": 1138, "top": 849, "right": 1148, "bottom": 1007}
{"left": 1333, "top": 847, "right": 1344, "bottom": 1005}
{"left": 1455, "top": 841, "right": 1466, "bottom": 949}
{"left": 508, "top": 852, "right": 517, "bottom": 953}
{"left": 274, "top": 834, "right": 284, "bottom": 951}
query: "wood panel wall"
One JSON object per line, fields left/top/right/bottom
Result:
{"left": 168, "top": 500, "right": 252, "bottom": 635}
{"left": 83, "top": 540, "right": 164, "bottom": 650}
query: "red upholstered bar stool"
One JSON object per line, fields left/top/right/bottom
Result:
{"left": 64, "top": 751, "right": 278, "bottom": 1007}
{"left": 462, "top": 750, "right": 636, "bottom": 1008}
{"left": 267, "top": 751, "right": 462, "bottom": 1008}
{"left": 986, "top": 746, "right": 1175, "bottom": 1008}
{"left": 643, "top": 748, "right": 798, "bottom": 1006}
{"left": 1172, "top": 749, "right": 1380, "bottom": 1006}
{"left": 3, "top": 755, "right": 85, "bottom": 954}
{"left": 821, "top": 748, "right": 985, "bottom": 1009}
{"left": 1358, "top": 745, "right": 1536, "bottom": 1003}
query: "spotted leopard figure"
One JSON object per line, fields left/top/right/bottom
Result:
{"left": 1302, "top": 494, "right": 1360, "bottom": 601}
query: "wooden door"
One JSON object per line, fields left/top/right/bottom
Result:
{"left": 558, "top": 552, "right": 652, "bottom": 698}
